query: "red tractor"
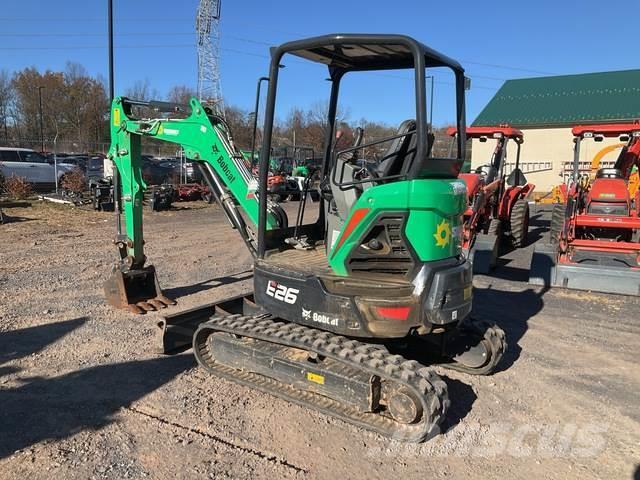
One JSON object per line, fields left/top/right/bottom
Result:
{"left": 530, "top": 123, "right": 640, "bottom": 295}
{"left": 447, "top": 126, "right": 535, "bottom": 273}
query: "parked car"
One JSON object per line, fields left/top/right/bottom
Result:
{"left": 141, "top": 155, "right": 175, "bottom": 185}
{"left": 0, "top": 147, "right": 76, "bottom": 192}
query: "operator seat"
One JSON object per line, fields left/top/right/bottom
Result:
{"left": 507, "top": 168, "right": 527, "bottom": 186}
{"left": 375, "top": 120, "right": 418, "bottom": 178}
{"left": 595, "top": 168, "right": 624, "bottom": 179}
{"left": 329, "top": 120, "right": 417, "bottom": 221}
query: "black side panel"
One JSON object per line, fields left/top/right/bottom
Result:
{"left": 254, "top": 262, "right": 369, "bottom": 336}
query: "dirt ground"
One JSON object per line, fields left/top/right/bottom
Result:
{"left": 0, "top": 200, "right": 638, "bottom": 480}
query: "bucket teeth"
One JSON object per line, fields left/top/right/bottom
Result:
{"left": 127, "top": 304, "right": 146, "bottom": 315}
{"left": 148, "top": 299, "right": 167, "bottom": 310}
{"left": 137, "top": 301, "right": 155, "bottom": 312}
{"left": 156, "top": 295, "right": 177, "bottom": 306}
{"left": 103, "top": 264, "right": 176, "bottom": 314}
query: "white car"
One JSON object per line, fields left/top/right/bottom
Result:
{"left": 0, "top": 147, "right": 76, "bottom": 192}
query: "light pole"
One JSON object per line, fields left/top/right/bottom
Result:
{"left": 38, "top": 86, "right": 45, "bottom": 152}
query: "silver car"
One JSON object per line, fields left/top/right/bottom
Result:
{"left": 0, "top": 148, "right": 76, "bottom": 192}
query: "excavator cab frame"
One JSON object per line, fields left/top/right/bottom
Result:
{"left": 255, "top": 34, "right": 469, "bottom": 257}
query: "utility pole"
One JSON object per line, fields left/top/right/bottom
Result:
{"left": 108, "top": 0, "right": 114, "bottom": 101}
{"left": 107, "top": 0, "right": 122, "bottom": 238}
{"left": 38, "top": 86, "right": 45, "bottom": 152}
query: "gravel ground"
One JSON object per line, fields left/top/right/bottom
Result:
{"left": 0, "top": 201, "right": 638, "bottom": 479}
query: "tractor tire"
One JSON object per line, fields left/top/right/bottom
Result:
{"left": 549, "top": 203, "right": 565, "bottom": 244}
{"left": 509, "top": 199, "right": 529, "bottom": 248}
{"left": 487, "top": 217, "right": 501, "bottom": 237}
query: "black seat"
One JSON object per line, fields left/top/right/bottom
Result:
{"left": 375, "top": 120, "right": 417, "bottom": 178}
{"left": 596, "top": 168, "right": 624, "bottom": 179}
{"left": 507, "top": 168, "right": 527, "bottom": 186}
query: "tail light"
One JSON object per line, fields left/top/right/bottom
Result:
{"left": 355, "top": 296, "right": 420, "bottom": 335}
{"left": 374, "top": 305, "right": 412, "bottom": 321}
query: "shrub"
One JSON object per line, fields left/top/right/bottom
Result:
{"left": 61, "top": 167, "right": 87, "bottom": 194}
{"left": 4, "top": 175, "right": 33, "bottom": 200}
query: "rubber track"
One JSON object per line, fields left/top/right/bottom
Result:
{"left": 193, "top": 314, "right": 449, "bottom": 443}
{"left": 440, "top": 319, "right": 507, "bottom": 376}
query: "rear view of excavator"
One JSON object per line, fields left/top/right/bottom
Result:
{"left": 103, "top": 34, "right": 506, "bottom": 442}
{"left": 530, "top": 123, "right": 640, "bottom": 295}
{"left": 447, "top": 126, "right": 534, "bottom": 273}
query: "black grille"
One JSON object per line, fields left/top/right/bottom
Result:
{"left": 347, "top": 215, "right": 415, "bottom": 276}
{"left": 588, "top": 202, "right": 629, "bottom": 216}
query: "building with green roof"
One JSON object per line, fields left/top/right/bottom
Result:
{"left": 470, "top": 69, "right": 640, "bottom": 192}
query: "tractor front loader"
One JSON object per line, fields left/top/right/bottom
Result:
{"left": 447, "top": 126, "right": 534, "bottom": 273}
{"left": 530, "top": 123, "right": 640, "bottom": 295}
{"left": 104, "top": 34, "right": 506, "bottom": 442}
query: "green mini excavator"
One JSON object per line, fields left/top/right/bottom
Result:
{"left": 104, "top": 34, "right": 506, "bottom": 442}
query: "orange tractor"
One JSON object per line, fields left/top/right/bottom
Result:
{"left": 530, "top": 123, "right": 640, "bottom": 295}
{"left": 448, "top": 126, "right": 535, "bottom": 273}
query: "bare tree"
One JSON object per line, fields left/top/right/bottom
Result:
{"left": 12, "top": 65, "right": 108, "bottom": 151}
{"left": 125, "top": 79, "right": 159, "bottom": 101}
{"left": 0, "top": 70, "right": 15, "bottom": 142}
{"left": 167, "top": 85, "right": 197, "bottom": 105}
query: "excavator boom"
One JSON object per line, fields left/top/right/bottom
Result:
{"left": 105, "top": 97, "right": 283, "bottom": 313}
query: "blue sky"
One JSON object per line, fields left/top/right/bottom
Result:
{"left": 0, "top": 0, "right": 637, "bottom": 126}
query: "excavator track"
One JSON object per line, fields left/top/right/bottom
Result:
{"left": 193, "top": 314, "right": 449, "bottom": 442}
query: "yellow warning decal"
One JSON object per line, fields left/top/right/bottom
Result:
{"left": 306, "top": 372, "right": 325, "bottom": 385}
{"left": 464, "top": 285, "right": 472, "bottom": 300}
{"left": 113, "top": 107, "right": 121, "bottom": 126}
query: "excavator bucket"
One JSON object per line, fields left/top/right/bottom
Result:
{"left": 529, "top": 243, "right": 640, "bottom": 296}
{"left": 104, "top": 265, "right": 176, "bottom": 314}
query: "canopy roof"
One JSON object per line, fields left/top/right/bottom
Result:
{"left": 275, "top": 34, "right": 464, "bottom": 72}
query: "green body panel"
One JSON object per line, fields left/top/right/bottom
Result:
{"left": 109, "top": 97, "right": 277, "bottom": 266}
{"left": 328, "top": 178, "right": 467, "bottom": 276}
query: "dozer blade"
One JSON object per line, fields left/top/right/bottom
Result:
{"left": 528, "top": 242, "right": 556, "bottom": 287}
{"left": 104, "top": 265, "right": 176, "bottom": 314}
{"left": 529, "top": 243, "right": 640, "bottom": 296}
{"left": 470, "top": 233, "right": 499, "bottom": 274}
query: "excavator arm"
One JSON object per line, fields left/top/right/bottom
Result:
{"left": 104, "top": 96, "right": 283, "bottom": 313}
